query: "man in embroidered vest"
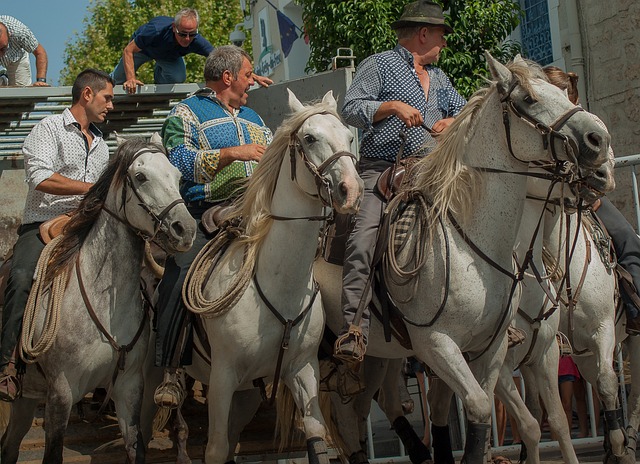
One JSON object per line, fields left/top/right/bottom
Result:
{"left": 334, "top": 1, "right": 466, "bottom": 364}
{"left": 153, "top": 45, "right": 272, "bottom": 408}
{"left": 0, "top": 69, "right": 114, "bottom": 401}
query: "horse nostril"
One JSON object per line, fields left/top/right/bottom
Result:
{"left": 339, "top": 181, "right": 348, "bottom": 195}
{"left": 171, "top": 221, "right": 185, "bottom": 237}
{"left": 585, "top": 131, "right": 602, "bottom": 150}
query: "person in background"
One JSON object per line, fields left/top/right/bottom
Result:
{"left": 0, "top": 15, "right": 49, "bottom": 86}
{"left": 544, "top": 65, "right": 640, "bottom": 336}
{"left": 333, "top": 0, "right": 465, "bottom": 364}
{"left": 153, "top": 45, "right": 272, "bottom": 409}
{"left": 0, "top": 69, "right": 114, "bottom": 401}
{"left": 112, "top": 8, "right": 271, "bottom": 93}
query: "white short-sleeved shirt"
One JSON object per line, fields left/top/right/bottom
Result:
{"left": 0, "top": 15, "right": 39, "bottom": 66}
{"left": 22, "top": 109, "right": 110, "bottom": 224}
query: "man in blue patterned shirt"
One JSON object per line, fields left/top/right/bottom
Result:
{"left": 334, "top": 0, "right": 466, "bottom": 364}
{"left": 153, "top": 45, "right": 272, "bottom": 407}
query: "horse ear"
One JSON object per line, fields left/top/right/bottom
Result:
{"left": 513, "top": 53, "right": 525, "bottom": 65}
{"left": 150, "top": 132, "right": 163, "bottom": 145}
{"left": 485, "top": 50, "right": 513, "bottom": 96}
{"left": 287, "top": 88, "right": 305, "bottom": 113}
{"left": 322, "top": 90, "right": 337, "bottom": 111}
{"left": 114, "top": 131, "right": 126, "bottom": 147}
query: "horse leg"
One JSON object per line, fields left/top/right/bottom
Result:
{"left": 524, "top": 344, "right": 578, "bottom": 464}
{"left": 495, "top": 363, "right": 542, "bottom": 464}
{"left": 42, "top": 376, "right": 75, "bottom": 464}
{"left": 426, "top": 377, "right": 455, "bottom": 464}
{"left": 625, "top": 335, "right": 640, "bottom": 455}
{"left": 174, "top": 404, "right": 191, "bottom": 464}
{"left": 462, "top": 338, "right": 509, "bottom": 464}
{"left": 375, "top": 357, "right": 432, "bottom": 464}
{"left": 286, "top": 360, "right": 330, "bottom": 464}
{"left": 0, "top": 397, "right": 39, "bottom": 464}
{"left": 112, "top": 370, "right": 147, "bottom": 464}
{"left": 204, "top": 368, "right": 236, "bottom": 464}
{"left": 326, "top": 389, "right": 368, "bottom": 463}
{"left": 226, "top": 389, "right": 262, "bottom": 462}
{"left": 573, "top": 334, "right": 628, "bottom": 461}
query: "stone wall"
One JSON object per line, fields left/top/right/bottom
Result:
{"left": 578, "top": 0, "right": 640, "bottom": 224}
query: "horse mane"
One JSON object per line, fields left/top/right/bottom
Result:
{"left": 225, "top": 100, "right": 341, "bottom": 260}
{"left": 412, "top": 57, "right": 544, "bottom": 227}
{"left": 44, "top": 138, "right": 164, "bottom": 285}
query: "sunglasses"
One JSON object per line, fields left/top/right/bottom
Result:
{"left": 174, "top": 27, "right": 199, "bottom": 39}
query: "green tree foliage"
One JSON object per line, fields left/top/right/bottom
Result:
{"left": 61, "top": 0, "right": 245, "bottom": 85}
{"left": 297, "top": 0, "right": 522, "bottom": 98}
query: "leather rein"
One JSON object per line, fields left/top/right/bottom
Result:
{"left": 76, "top": 147, "right": 181, "bottom": 415}
{"left": 389, "top": 79, "right": 588, "bottom": 361}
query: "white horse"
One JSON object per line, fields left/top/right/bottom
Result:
{"left": 0, "top": 136, "right": 196, "bottom": 464}
{"left": 314, "top": 52, "right": 611, "bottom": 464}
{"left": 173, "top": 90, "right": 364, "bottom": 464}
{"left": 546, "top": 199, "right": 638, "bottom": 463}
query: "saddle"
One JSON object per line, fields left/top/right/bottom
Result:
{"left": 39, "top": 213, "right": 72, "bottom": 244}
{"left": 322, "top": 158, "right": 422, "bottom": 351}
{"left": 200, "top": 202, "right": 233, "bottom": 236}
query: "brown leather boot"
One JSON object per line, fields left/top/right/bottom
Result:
{"left": 0, "top": 365, "right": 21, "bottom": 402}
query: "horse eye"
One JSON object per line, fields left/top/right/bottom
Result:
{"left": 303, "top": 134, "right": 316, "bottom": 144}
{"left": 523, "top": 94, "right": 537, "bottom": 104}
{"left": 135, "top": 172, "right": 147, "bottom": 182}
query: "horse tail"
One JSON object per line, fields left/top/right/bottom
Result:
{"left": 275, "top": 384, "right": 298, "bottom": 451}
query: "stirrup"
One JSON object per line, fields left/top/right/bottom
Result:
{"left": 154, "top": 369, "right": 186, "bottom": 409}
{"left": 0, "top": 370, "right": 21, "bottom": 402}
{"left": 334, "top": 325, "right": 366, "bottom": 364}
{"left": 507, "top": 326, "right": 526, "bottom": 349}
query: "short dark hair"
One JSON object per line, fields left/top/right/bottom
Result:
{"left": 204, "top": 45, "right": 251, "bottom": 82}
{"left": 71, "top": 69, "right": 115, "bottom": 104}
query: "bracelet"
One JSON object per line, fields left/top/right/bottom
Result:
{"left": 36, "top": 77, "right": 46, "bottom": 83}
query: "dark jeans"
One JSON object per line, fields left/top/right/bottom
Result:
{"left": 596, "top": 197, "right": 640, "bottom": 320}
{"left": 1, "top": 223, "right": 45, "bottom": 370}
{"left": 154, "top": 207, "right": 209, "bottom": 368}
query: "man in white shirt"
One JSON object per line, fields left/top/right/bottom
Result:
{"left": 0, "top": 15, "right": 49, "bottom": 86}
{"left": 0, "top": 69, "right": 114, "bottom": 402}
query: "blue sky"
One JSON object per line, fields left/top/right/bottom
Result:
{"left": 3, "top": 0, "right": 92, "bottom": 85}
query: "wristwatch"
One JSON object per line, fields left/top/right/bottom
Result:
{"left": 36, "top": 77, "right": 46, "bottom": 82}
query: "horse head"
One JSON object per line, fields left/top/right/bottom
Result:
{"left": 286, "top": 89, "right": 364, "bottom": 214}
{"left": 106, "top": 138, "right": 196, "bottom": 253}
{"left": 486, "top": 52, "right": 610, "bottom": 171}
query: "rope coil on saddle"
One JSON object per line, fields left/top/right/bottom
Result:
{"left": 20, "top": 234, "right": 70, "bottom": 363}
{"left": 182, "top": 222, "right": 254, "bottom": 317}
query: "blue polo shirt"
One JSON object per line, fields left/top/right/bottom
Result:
{"left": 132, "top": 16, "right": 214, "bottom": 61}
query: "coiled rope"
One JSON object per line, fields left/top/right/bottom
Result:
{"left": 182, "top": 225, "right": 255, "bottom": 318}
{"left": 20, "top": 235, "right": 70, "bottom": 362}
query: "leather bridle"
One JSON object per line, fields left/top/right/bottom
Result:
{"left": 500, "top": 79, "right": 585, "bottom": 166}
{"left": 267, "top": 116, "right": 357, "bottom": 222}
{"left": 103, "top": 148, "right": 185, "bottom": 243}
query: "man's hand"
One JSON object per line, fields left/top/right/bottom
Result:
{"left": 123, "top": 78, "right": 144, "bottom": 94}
{"left": 253, "top": 73, "right": 273, "bottom": 88}
{"left": 374, "top": 100, "right": 423, "bottom": 127}
{"left": 431, "top": 117, "right": 455, "bottom": 134}
{"left": 220, "top": 144, "right": 266, "bottom": 167}
{"left": 32, "top": 81, "right": 50, "bottom": 87}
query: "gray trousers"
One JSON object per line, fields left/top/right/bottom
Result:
{"left": 596, "top": 197, "right": 640, "bottom": 319}
{"left": 341, "top": 158, "right": 392, "bottom": 341}
{"left": 154, "top": 206, "right": 209, "bottom": 368}
{"left": 1, "top": 223, "right": 44, "bottom": 370}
